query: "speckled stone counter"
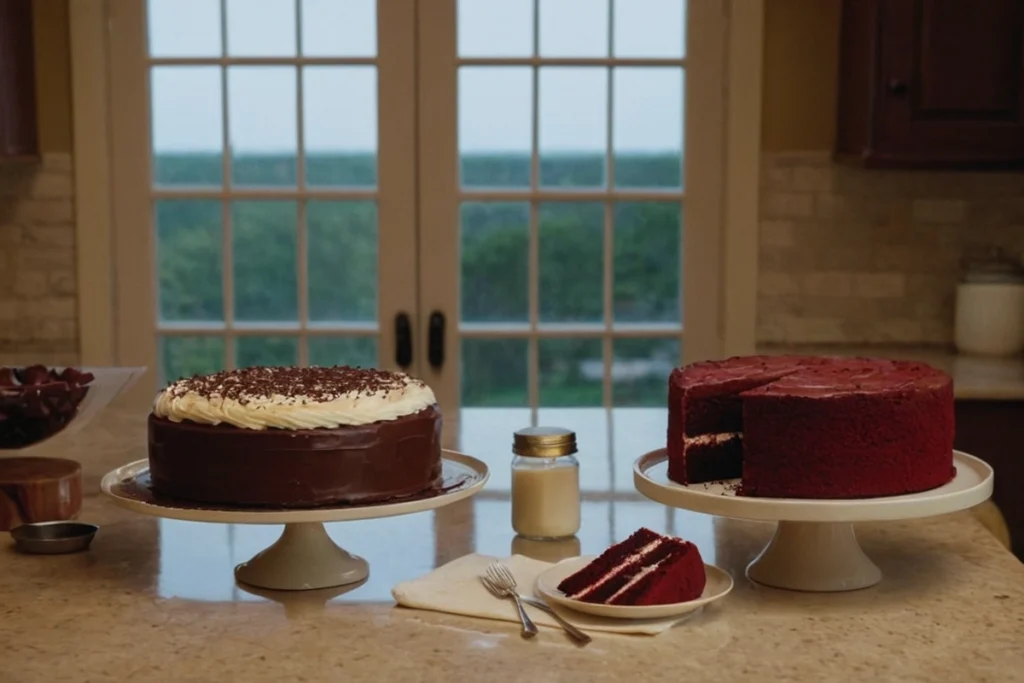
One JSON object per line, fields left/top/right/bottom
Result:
{"left": 1, "top": 407, "right": 1023, "bottom": 683}
{"left": 758, "top": 345, "right": 1024, "bottom": 400}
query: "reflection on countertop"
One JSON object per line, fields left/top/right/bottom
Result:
{"left": 0, "top": 405, "right": 1022, "bottom": 681}
{"left": 759, "top": 344, "right": 1024, "bottom": 400}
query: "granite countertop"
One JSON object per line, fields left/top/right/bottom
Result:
{"left": 1, "top": 408, "right": 1023, "bottom": 682}
{"left": 758, "top": 344, "right": 1024, "bottom": 400}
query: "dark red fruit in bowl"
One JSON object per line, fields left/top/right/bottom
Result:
{"left": 0, "top": 365, "right": 95, "bottom": 449}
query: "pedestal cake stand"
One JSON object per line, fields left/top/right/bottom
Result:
{"left": 634, "top": 449, "right": 993, "bottom": 592}
{"left": 101, "top": 450, "right": 488, "bottom": 591}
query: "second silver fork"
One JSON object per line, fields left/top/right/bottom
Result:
{"left": 481, "top": 563, "right": 538, "bottom": 638}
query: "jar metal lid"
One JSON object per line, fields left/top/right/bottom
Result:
{"left": 512, "top": 426, "right": 577, "bottom": 457}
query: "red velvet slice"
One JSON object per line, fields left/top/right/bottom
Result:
{"left": 556, "top": 527, "right": 661, "bottom": 597}
{"left": 607, "top": 541, "right": 706, "bottom": 606}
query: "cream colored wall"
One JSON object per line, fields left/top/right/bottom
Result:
{"left": 760, "top": 0, "right": 840, "bottom": 153}
{"left": 755, "top": 0, "right": 1023, "bottom": 347}
{"left": 0, "top": 1, "right": 78, "bottom": 365}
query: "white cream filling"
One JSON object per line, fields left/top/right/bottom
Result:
{"left": 605, "top": 555, "right": 671, "bottom": 604}
{"left": 568, "top": 538, "right": 664, "bottom": 600}
{"left": 153, "top": 375, "right": 436, "bottom": 430}
{"left": 684, "top": 432, "right": 742, "bottom": 446}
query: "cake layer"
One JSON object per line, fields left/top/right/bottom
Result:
{"left": 148, "top": 406, "right": 442, "bottom": 507}
{"left": 556, "top": 527, "right": 706, "bottom": 606}
{"left": 667, "top": 355, "right": 956, "bottom": 499}
{"left": 741, "top": 383, "right": 954, "bottom": 498}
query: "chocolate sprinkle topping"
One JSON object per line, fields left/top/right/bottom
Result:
{"left": 164, "top": 366, "right": 417, "bottom": 405}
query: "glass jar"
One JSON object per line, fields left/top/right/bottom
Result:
{"left": 510, "top": 426, "right": 581, "bottom": 540}
{"left": 511, "top": 534, "right": 582, "bottom": 563}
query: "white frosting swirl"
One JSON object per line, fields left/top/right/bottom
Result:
{"left": 152, "top": 368, "right": 437, "bottom": 430}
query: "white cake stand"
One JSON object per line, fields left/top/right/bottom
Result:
{"left": 634, "top": 449, "right": 993, "bottom": 592}
{"left": 101, "top": 450, "right": 488, "bottom": 591}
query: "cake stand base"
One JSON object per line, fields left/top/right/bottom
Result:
{"left": 746, "top": 521, "right": 881, "bottom": 592}
{"left": 234, "top": 522, "right": 369, "bottom": 591}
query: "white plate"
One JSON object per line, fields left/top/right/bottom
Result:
{"left": 534, "top": 554, "right": 733, "bottom": 620}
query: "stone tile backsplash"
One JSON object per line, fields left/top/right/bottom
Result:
{"left": 0, "top": 154, "right": 79, "bottom": 366}
{"left": 757, "top": 151, "right": 1024, "bottom": 345}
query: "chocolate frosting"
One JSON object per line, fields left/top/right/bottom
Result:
{"left": 147, "top": 405, "right": 443, "bottom": 508}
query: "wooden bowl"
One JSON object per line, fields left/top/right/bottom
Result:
{"left": 0, "top": 457, "right": 82, "bottom": 531}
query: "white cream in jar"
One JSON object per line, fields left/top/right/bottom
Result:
{"left": 510, "top": 426, "right": 581, "bottom": 540}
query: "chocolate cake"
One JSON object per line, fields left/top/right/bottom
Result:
{"left": 556, "top": 527, "right": 706, "bottom": 605}
{"left": 148, "top": 366, "right": 442, "bottom": 507}
{"left": 667, "top": 355, "right": 956, "bottom": 499}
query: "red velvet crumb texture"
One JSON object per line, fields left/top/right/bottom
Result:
{"left": 666, "top": 355, "right": 955, "bottom": 498}
{"left": 556, "top": 527, "right": 707, "bottom": 606}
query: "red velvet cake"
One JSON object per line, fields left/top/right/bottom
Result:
{"left": 555, "top": 528, "right": 706, "bottom": 605}
{"left": 667, "top": 355, "right": 956, "bottom": 499}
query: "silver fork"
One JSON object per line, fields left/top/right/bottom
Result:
{"left": 481, "top": 562, "right": 538, "bottom": 638}
{"left": 480, "top": 575, "right": 592, "bottom": 644}
{"left": 519, "top": 595, "right": 592, "bottom": 645}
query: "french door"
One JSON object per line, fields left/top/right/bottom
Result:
{"left": 108, "top": 0, "right": 722, "bottom": 463}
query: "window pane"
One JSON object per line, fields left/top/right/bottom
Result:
{"left": 236, "top": 336, "right": 299, "bottom": 368}
{"left": 613, "top": 0, "right": 686, "bottom": 58}
{"left": 301, "top": 0, "right": 376, "bottom": 57}
{"left": 613, "top": 68, "right": 683, "bottom": 189}
{"left": 226, "top": 0, "right": 296, "bottom": 57}
{"left": 308, "top": 201, "right": 377, "bottom": 322}
{"left": 151, "top": 67, "right": 223, "bottom": 187}
{"left": 228, "top": 67, "right": 297, "bottom": 187}
{"left": 462, "top": 339, "right": 528, "bottom": 407}
{"left": 460, "top": 202, "right": 528, "bottom": 323}
{"left": 539, "top": 338, "right": 603, "bottom": 407}
{"left": 233, "top": 201, "right": 298, "bottom": 322}
{"left": 539, "top": 0, "right": 609, "bottom": 57}
{"left": 539, "top": 68, "right": 607, "bottom": 189}
{"left": 148, "top": 0, "right": 221, "bottom": 57}
{"left": 612, "top": 337, "right": 680, "bottom": 406}
{"left": 539, "top": 202, "right": 603, "bottom": 323}
{"left": 459, "top": 67, "right": 532, "bottom": 188}
{"left": 611, "top": 408, "right": 670, "bottom": 493}
{"left": 458, "top": 0, "right": 533, "bottom": 57}
{"left": 304, "top": 66, "right": 377, "bottom": 188}
{"left": 156, "top": 200, "right": 223, "bottom": 322}
{"left": 308, "top": 337, "right": 377, "bottom": 368}
{"left": 160, "top": 336, "right": 225, "bottom": 385}
{"left": 613, "top": 202, "right": 682, "bottom": 323}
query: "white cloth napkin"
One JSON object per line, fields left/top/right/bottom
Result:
{"left": 391, "top": 553, "right": 699, "bottom": 636}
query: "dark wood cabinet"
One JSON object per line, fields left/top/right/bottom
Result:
{"left": 954, "top": 400, "right": 1024, "bottom": 561}
{"left": 0, "top": 0, "right": 38, "bottom": 158}
{"left": 836, "top": 0, "right": 1024, "bottom": 169}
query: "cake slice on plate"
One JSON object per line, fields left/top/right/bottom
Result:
{"left": 556, "top": 528, "right": 706, "bottom": 606}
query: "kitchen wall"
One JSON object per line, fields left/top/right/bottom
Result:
{"left": 756, "top": 0, "right": 1024, "bottom": 347}
{"left": 757, "top": 151, "right": 1024, "bottom": 345}
{"left": 0, "top": 0, "right": 78, "bottom": 366}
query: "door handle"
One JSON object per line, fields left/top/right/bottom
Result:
{"left": 428, "top": 311, "right": 445, "bottom": 369}
{"left": 395, "top": 312, "right": 412, "bottom": 369}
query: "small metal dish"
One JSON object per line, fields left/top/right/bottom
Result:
{"left": 10, "top": 521, "right": 99, "bottom": 555}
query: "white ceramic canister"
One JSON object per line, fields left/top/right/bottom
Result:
{"left": 954, "top": 249, "right": 1024, "bottom": 357}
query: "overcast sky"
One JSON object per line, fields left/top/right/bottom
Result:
{"left": 147, "top": 0, "right": 686, "bottom": 154}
